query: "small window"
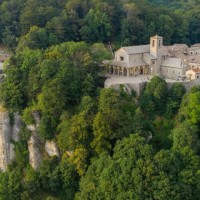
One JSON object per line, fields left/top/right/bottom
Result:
{"left": 197, "top": 76, "right": 199, "bottom": 79}
{"left": 152, "top": 40, "right": 155, "bottom": 47}
{"left": 152, "top": 60, "right": 155, "bottom": 64}
{"left": 159, "top": 40, "right": 161, "bottom": 47}
{"left": 191, "top": 52, "right": 193, "bottom": 55}
{"left": 173, "top": 71, "right": 174, "bottom": 73}
{"left": 196, "top": 52, "right": 198, "bottom": 55}
{"left": 120, "top": 56, "right": 124, "bottom": 61}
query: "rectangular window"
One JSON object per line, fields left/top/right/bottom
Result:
{"left": 152, "top": 60, "right": 155, "bottom": 64}
{"left": 120, "top": 56, "right": 124, "bottom": 61}
{"left": 152, "top": 40, "right": 155, "bottom": 47}
{"left": 197, "top": 76, "right": 199, "bottom": 78}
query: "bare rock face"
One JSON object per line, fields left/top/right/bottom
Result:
{"left": 11, "top": 113, "right": 22, "bottom": 142}
{"left": 45, "top": 140, "right": 60, "bottom": 157}
{"left": 27, "top": 111, "right": 43, "bottom": 170}
{"left": 0, "top": 110, "right": 11, "bottom": 171}
{"left": 28, "top": 134, "right": 42, "bottom": 170}
{"left": 9, "top": 113, "right": 22, "bottom": 162}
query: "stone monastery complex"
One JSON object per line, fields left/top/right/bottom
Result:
{"left": 104, "top": 35, "right": 200, "bottom": 94}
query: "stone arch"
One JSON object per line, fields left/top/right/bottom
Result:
{"left": 123, "top": 68, "right": 127, "bottom": 76}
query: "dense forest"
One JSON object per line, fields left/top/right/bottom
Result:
{"left": 0, "top": 0, "right": 200, "bottom": 51}
{"left": 0, "top": 0, "right": 200, "bottom": 199}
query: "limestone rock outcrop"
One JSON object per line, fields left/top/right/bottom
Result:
{"left": 0, "top": 110, "right": 22, "bottom": 171}
{"left": 10, "top": 113, "right": 22, "bottom": 162}
{"left": 27, "top": 111, "right": 43, "bottom": 170}
{"left": 0, "top": 109, "right": 59, "bottom": 171}
{"left": 28, "top": 134, "right": 42, "bottom": 170}
{"left": 0, "top": 110, "right": 11, "bottom": 171}
{"left": 45, "top": 140, "right": 60, "bottom": 157}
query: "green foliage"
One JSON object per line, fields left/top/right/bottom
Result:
{"left": 141, "top": 76, "right": 168, "bottom": 115}
{"left": 179, "top": 91, "right": 200, "bottom": 124}
{"left": 80, "top": 9, "right": 112, "bottom": 43}
{"left": 171, "top": 121, "right": 200, "bottom": 153}
{"left": 152, "top": 116, "right": 173, "bottom": 150}
{"left": 1, "top": 1, "right": 200, "bottom": 198}
{"left": 22, "top": 107, "right": 35, "bottom": 125}
{"left": 38, "top": 157, "right": 61, "bottom": 195}
{"left": 76, "top": 134, "right": 155, "bottom": 200}
{"left": 13, "top": 127, "right": 31, "bottom": 170}
{"left": 92, "top": 88, "right": 137, "bottom": 154}
{"left": 57, "top": 112, "right": 71, "bottom": 154}
{"left": 39, "top": 115, "right": 55, "bottom": 140}
{"left": 17, "top": 26, "right": 58, "bottom": 52}
{"left": 165, "top": 83, "right": 186, "bottom": 117}
{"left": 0, "top": 170, "right": 23, "bottom": 200}
{"left": 59, "top": 155, "right": 80, "bottom": 199}
{"left": 0, "top": 0, "right": 198, "bottom": 50}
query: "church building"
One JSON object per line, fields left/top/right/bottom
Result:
{"left": 106, "top": 35, "right": 189, "bottom": 80}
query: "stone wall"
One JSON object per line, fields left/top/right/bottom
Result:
{"left": 166, "top": 79, "right": 200, "bottom": 92}
{"left": 106, "top": 82, "right": 146, "bottom": 95}
{"left": 106, "top": 78, "right": 200, "bottom": 96}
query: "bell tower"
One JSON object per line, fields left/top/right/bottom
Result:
{"left": 150, "top": 35, "right": 163, "bottom": 58}
{"left": 150, "top": 35, "right": 163, "bottom": 75}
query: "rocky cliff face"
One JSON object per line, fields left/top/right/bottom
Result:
{"left": 27, "top": 112, "right": 60, "bottom": 170}
{"left": 27, "top": 112, "right": 42, "bottom": 170}
{"left": 0, "top": 110, "right": 11, "bottom": 171}
{"left": 0, "top": 109, "right": 60, "bottom": 171}
{"left": 28, "top": 134, "right": 42, "bottom": 170}
{"left": 0, "top": 110, "right": 22, "bottom": 171}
